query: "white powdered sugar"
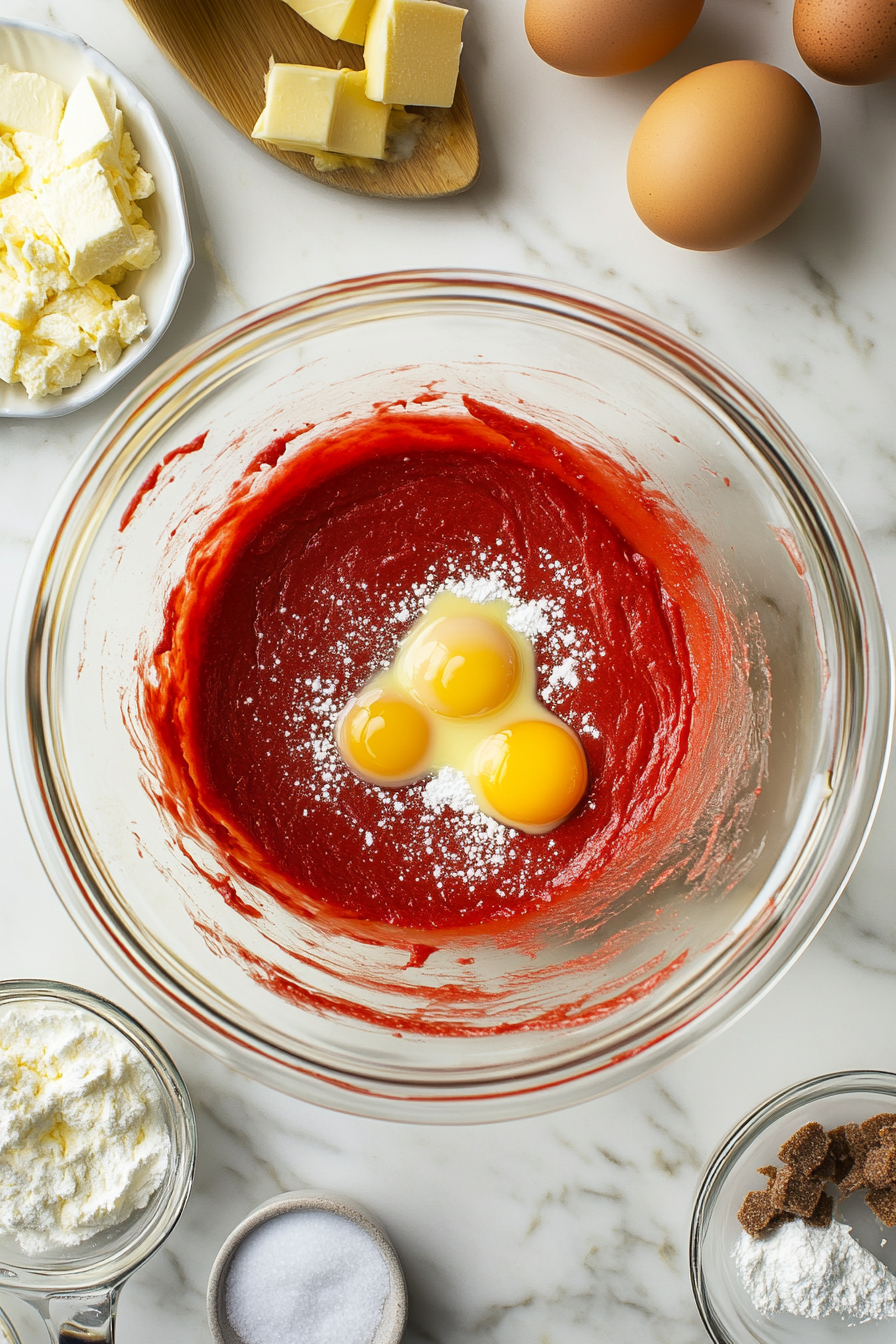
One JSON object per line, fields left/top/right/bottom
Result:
{"left": 286, "top": 547, "right": 598, "bottom": 893}
{"left": 734, "top": 1220, "right": 896, "bottom": 1321}
{"left": 0, "top": 1003, "right": 170, "bottom": 1253}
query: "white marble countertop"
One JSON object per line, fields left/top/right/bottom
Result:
{"left": 3, "top": 0, "right": 896, "bottom": 1340}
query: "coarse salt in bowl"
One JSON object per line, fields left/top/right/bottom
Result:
{"left": 207, "top": 1192, "right": 407, "bottom": 1344}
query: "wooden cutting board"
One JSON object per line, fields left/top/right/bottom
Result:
{"left": 122, "top": 0, "right": 480, "bottom": 199}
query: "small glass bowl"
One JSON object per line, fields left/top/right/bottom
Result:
{"left": 0, "top": 980, "right": 195, "bottom": 1344}
{"left": 691, "top": 1071, "right": 896, "bottom": 1344}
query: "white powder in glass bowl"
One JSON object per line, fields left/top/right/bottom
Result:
{"left": 0, "top": 1002, "right": 170, "bottom": 1253}
{"left": 735, "top": 1219, "right": 896, "bottom": 1321}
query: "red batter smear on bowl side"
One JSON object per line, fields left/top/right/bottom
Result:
{"left": 141, "top": 398, "right": 732, "bottom": 935}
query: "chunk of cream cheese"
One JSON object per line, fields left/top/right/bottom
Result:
{"left": 0, "top": 69, "right": 159, "bottom": 399}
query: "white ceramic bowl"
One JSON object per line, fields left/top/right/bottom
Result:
{"left": 207, "top": 1191, "right": 407, "bottom": 1344}
{"left": 0, "top": 19, "right": 192, "bottom": 418}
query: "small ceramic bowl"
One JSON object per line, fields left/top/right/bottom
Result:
{"left": 207, "top": 1190, "right": 408, "bottom": 1344}
{"left": 691, "top": 1070, "right": 896, "bottom": 1344}
{"left": 0, "top": 19, "right": 192, "bottom": 418}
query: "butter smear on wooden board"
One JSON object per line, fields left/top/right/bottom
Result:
{"left": 0, "top": 65, "right": 159, "bottom": 400}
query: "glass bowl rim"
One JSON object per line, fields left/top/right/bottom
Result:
{"left": 0, "top": 977, "right": 196, "bottom": 1290}
{"left": 6, "top": 268, "right": 893, "bottom": 1121}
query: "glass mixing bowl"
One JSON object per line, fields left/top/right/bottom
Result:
{"left": 7, "top": 271, "right": 891, "bottom": 1121}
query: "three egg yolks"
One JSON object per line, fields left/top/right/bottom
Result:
{"left": 335, "top": 603, "right": 588, "bottom": 833}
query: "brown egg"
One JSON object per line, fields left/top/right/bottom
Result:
{"left": 794, "top": 0, "right": 896, "bottom": 84}
{"left": 525, "top": 0, "right": 704, "bottom": 77}
{"left": 626, "top": 61, "right": 821, "bottom": 250}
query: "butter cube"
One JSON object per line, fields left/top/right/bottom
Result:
{"left": 253, "top": 64, "right": 390, "bottom": 159}
{"left": 282, "top": 0, "right": 377, "bottom": 44}
{"left": 364, "top": 0, "right": 466, "bottom": 107}
{"left": 58, "top": 75, "right": 117, "bottom": 168}
{"left": 37, "top": 160, "right": 134, "bottom": 284}
{"left": 0, "top": 136, "right": 22, "bottom": 193}
{"left": 0, "top": 65, "right": 64, "bottom": 137}
{"left": 253, "top": 64, "right": 340, "bottom": 153}
{"left": 329, "top": 70, "right": 390, "bottom": 157}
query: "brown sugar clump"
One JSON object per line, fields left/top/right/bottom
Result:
{"left": 864, "top": 1142, "right": 896, "bottom": 1189}
{"left": 812, "top": 1150, "right": 838, "bottom": 1181}
{"left": 738, "top": 1189, "right": 788, "bottom": 1236}
{"left": 861, "top": 1113, "right": 896, "bottom": 1142}
{"left": 739, "top": 1111, "right": 896, "bottom": 1237}
{"left": 838, "top": 1123, "right": 874, "bottom": 1196}
{"left": 778, "top": 1122, "right": 829, "bottom": 1174}
{"left": 770, "top": 1165, "right": 825, "bottom": 1219}
{"left": 805, "top": 1190, "right": 834, "bottom": 1229}
{"left": 866, "top": 1186, "right": 896, "bottom": 1227}
{"left": 827, "top": 1126, "right": 855, "bottom": 1185}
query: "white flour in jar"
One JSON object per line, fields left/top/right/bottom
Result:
{"left": 734, "top": 1218, "right": 896, "bottom": 1321}
{"left": 0, "top": 1003, "right": 170, "bottom": 1253}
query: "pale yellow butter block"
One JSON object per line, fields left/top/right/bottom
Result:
{"left": 0, "top": 65, "right": 64, "bottom": 136}
{"left": 37, "top": 159, "right": 135, "bottom": 284}
{"left": 282, "top": 0, "right": 376, "bottom": 44}
{"left": 364, "top": 0, "right": 466, "bottom": 107}
{"left": 58, "top": 76, "right": 117, "bottom": 168}
{"left": 252, "top": 64, "right": 341, "bottom": 153}
{"left": 0, "top": 136, "right": 22, "bottom": 193}
{"left": 252, "top": 64, "right": 390, "bottom": 158}
{"left": 330, "top": 70, "right": 390, "bottom": 157}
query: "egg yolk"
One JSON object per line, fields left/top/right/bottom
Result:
{"left": 475, "top": 719, "right": 588, "bottom": 830}
{"left": 337, "top": 688, "right": 430, "bottom": 786}
{"left": 401, "top": 615, "right": 520, "bottom": 718}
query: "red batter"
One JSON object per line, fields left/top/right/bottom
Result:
{"left": 142, "top": 398, "right": 722, "bottom": 933}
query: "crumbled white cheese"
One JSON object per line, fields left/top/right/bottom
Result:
{"left": 0, "top": 69, "right": 159, "bottom": 399}
{"left": 0, "top": 1003, "right": 170, "bottom": 1253}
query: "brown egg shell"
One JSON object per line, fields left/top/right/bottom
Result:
{"left": 794, "top": 0, "right": 896, "bottom": 85}
{"left": 524, "top": 0, "right": 704, "bottom": 77}
{"left": 626, "top": 61, "right": 821, "bottom": 251}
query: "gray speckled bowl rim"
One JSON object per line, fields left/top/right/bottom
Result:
{"left": 207, "top": 1190, "right": 408, "bottom": 1344}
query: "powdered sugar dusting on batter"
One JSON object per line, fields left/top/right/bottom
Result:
{"left": 280, "top": 545, "right": 597, "bottom": 893}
